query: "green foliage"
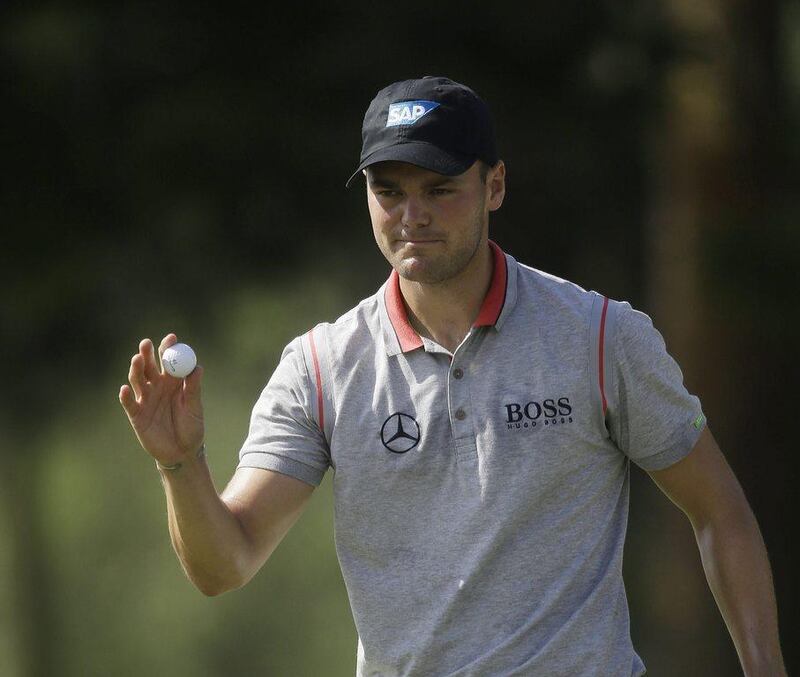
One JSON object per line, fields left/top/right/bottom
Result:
{"left": 12, "top": 279, "right": 357, "bottom": 677}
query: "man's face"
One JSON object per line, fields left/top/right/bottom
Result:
{"left": 365, "top": 160, "right": 505, "bottom": 285}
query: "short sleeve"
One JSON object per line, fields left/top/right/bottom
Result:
{"left": 237, "top": 336, "right": 331, "bottom": 486}
{"left": 605, "top": 300, "right": 707, "bottom": 471}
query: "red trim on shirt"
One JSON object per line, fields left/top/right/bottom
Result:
{"left": 473, "top": 240, "right": 508, "bottom": 327}
{"left": 385, "top": 272, "right": 425, "bottom": 352}
{"left": 599, "top": 296, "right": 609, "bottom": 417}
{"left": 307, "top": 329, "right": 325, "bottom": 431}
{"left": 385, "top": 240, "right": 509, "bottom": 353}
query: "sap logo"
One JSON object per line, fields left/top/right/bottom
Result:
{"left": 386, "top": 100, "right": 440, "bottom": 127}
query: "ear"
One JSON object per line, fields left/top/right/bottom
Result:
{"left": 487, "top": 161, "right": 506, "bottom": 212}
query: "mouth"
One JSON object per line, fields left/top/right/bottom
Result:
{"left": 397, "top": 238, "right": 443, "bottom": 245}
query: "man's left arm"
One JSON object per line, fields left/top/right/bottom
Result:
{"left": 648, "top": 426, "right": 788, "bottom": 676}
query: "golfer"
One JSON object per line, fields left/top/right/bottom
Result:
{"left": 120, "top": 76, "right": 787, "bottom": 676}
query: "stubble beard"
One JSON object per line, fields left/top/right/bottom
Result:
{"left": 390, "top": 201, "right": 488, "bottom": 286}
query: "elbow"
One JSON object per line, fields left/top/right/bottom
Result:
{"left": 196, "top": 579, "right": 229, "bottom": 597}
{"left": 174, "top": 518, "right": 267, "bottom": 597}
{"left": 691, "top": 495, "right": 756, "bottom": 534}
{"left": 691, "top": 506, "right": 761, "bottom": 554}
{"left": 199, "top": 586, "right": 228, "bottom": 598}
{"left": 193, "top": 572, "right": 247, "bottom": 597}
{"left": 187, "top": 562, "right": 252, "bottom": 597}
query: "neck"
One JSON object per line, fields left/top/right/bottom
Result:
{"left": 399, "top": 240, "right": 493, "bottom": 353}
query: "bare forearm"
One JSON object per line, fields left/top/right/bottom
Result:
{"left": 694, "top": 508, "right": 787, "bottom": 676}
{"left": 158, "top": 454, "right": 254, "bottom": 596}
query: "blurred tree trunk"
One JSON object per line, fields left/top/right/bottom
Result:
{"left": 1, "top": 439, "right": 57, "bottom": 677}
{"left": 718, "top": 0, "right": 795, "bottom": 670}
{"left": 647, "top": 1, "right": 742, "bottom": 413}
{"left": 642, "top": 0, "right": 789, "bottom": 674}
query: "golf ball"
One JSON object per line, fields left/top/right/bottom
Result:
{"left": 162, "top": 343, "right": 197, "bottom": 378}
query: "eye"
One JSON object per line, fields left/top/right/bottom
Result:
{"left": 376, "top": 189, "right": 401, "bottom": 198}
{"left": 430, "top": 188, "right": 452, "bottom": 196}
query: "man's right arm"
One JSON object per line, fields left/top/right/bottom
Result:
{"left": 120, "top": 333, "right": 315, "bottom": 596}
{"left": 158, "top": 458, "right": 314, "bottom": 596}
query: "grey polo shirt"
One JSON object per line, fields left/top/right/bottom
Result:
{"left": 238, "top": 241, "right": 707, "bottom": 677}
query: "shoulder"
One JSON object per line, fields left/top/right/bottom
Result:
{"left": 606, "top": 298, "right": 673, "bottom": 363}
{"left": 511, "top": 257, "right": 600, "bottom": 324}
{"left": 505, "top": 257, "right": 655, "bottom": 372}
{"left": 509, "top": 257, "right": 658, "bottom": 337}
{"left": 300, "top": 284, "right": 386, "bottom": 359}
{"left": 271, "top": 286, "right": 385, "bottom": 403}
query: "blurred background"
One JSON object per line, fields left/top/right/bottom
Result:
{"left": 1, "top": 1, "right": 798, "bottom": 675}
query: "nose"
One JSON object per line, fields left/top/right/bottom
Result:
{"left": 401, "top": 195, "right": 430, "bottom": 228}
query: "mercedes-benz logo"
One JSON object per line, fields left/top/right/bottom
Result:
{"left": 380, "top": 412, "right": 421, "bottom": 453}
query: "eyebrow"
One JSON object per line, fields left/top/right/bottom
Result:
{"left": 367, "top": 176, "right": 399, "bottom": 189}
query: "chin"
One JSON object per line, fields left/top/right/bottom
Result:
{"left": 395, "top": 257, "right": 426, "bottom": 279}
{"left": 396, "top": 259, "right": 450, "bottom": 285}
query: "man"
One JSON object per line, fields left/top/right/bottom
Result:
{"left": 120, "top": 76, "right": 787, "bottom": 676}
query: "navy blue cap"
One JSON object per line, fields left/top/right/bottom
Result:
{"left": 346, "top": 76, "right": 498, "bottom": 187}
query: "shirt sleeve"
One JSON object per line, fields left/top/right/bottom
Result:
{"left": 237, "top": 335, "right": 331, "bottom": 486}
{"left": 606, "top": 300, "right": 707, "bottom": 471}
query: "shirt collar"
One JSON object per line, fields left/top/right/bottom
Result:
{"left": 379, "top": 240, "right": 512, "bottom": 355}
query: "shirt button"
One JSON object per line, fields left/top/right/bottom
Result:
{"left": 455, "top": 408, "right": 467, "bottom": 421}
{"left": 453, "top": 368, "right": 464, "bottom": 379}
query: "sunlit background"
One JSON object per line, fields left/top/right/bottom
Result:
{"left": 2, "top": 2, "right": 798, "bottom": 675}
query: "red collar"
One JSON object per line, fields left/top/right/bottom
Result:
{"left": 384, "top": 240, "right": 508, "bottom": 353}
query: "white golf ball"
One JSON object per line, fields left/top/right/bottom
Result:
{"left": 162, "top": 343, "right": 197, "bottom": 378}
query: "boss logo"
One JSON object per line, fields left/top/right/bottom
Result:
{"left": 504, "top": 397, "right": 573, "bottom": 429}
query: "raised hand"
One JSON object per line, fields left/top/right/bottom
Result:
{"left": 119, "top": 334, "right": 205, "bottom": 467}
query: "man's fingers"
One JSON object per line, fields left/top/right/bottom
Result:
{"left": 119, "top": 384, "right": 139, "bottom": 418}
{"left": 157, "top": 333, "right": 178, "bottom": 372}
{"left": 183, "top": 364, "right": 204, "bottom": 408}
{"left": 140, "top": 338, "right": 160, "bottom": 382}
{"left": 128, "top": 353, "right": 146, "bottom": 400}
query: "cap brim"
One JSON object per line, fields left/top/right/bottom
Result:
{"left": 345, "top": 142, "right": 475, "bottom": 188}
